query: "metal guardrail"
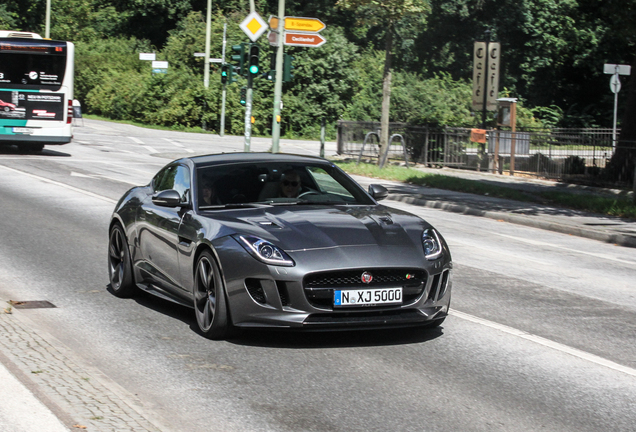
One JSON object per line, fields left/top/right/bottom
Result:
{"left": 337, "top": 121, "right": 636, "bottom": 187}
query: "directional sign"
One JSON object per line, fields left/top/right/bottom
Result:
{"left": 240, "top": 12, "right": 267, "bottom": 42}
{"left": 152, "top": 61, "right": 168, "bottom": 69}
{"left": 284, "top": 17, "right": 326, "bottom": 33}
{"left": 284, "top": 32, "right": 326, "bottom": 47}
{"left": 604, "top": 63, "right": 631, "bottom": 76}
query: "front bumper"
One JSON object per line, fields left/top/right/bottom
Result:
{"left": 213, "top": 236, "right": 452, "bottom": 330}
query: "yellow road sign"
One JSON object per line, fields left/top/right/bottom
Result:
{"left": 240, "top": 12, "right": 267, "bottom": 42}
{"left": 284, "top": 17, "right": 326, "bottom": 33}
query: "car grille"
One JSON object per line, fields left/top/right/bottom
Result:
{"left": 303, "top": 268, "right": 426, "bottom": 309}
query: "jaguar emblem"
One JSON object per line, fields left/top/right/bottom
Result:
{"left": 361, "top": 272, "right": 373, "bottom": 284}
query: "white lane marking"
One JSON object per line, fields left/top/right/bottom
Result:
{"left": 0, "top": 165, "right": 117, "bottom": 204}
{"left": 494, "top": 233, "right": 636, "bottom": 266}
{"left": 450, "top": 310, "right": 636, "bottom": 377}
{"left": 446, "top": 241, "right": 553, "bottom": 266}
{"left": 163, "top": 138, "right": 184, "bottom": 148}
{"left": 128, "top": 137, "right": 157, "bottom": 153}
{"left": 164, "top": 138, "right": 194, "bottom": 153}
{"left": 70, "top": 171, "right": 139, "bottom": 185}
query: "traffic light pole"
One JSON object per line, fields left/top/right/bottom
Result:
{"left": 271, "top": 0, "right": 285, "bottom": 153}
{"left": 244, "top": 74, "right": 253, "bottom": 152}
{"left": 220, "top": 23, "right": 227, "bottom": 137}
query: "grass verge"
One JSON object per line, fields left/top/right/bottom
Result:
{"left": 335, "top": 161, "right": 636, "bottom": 220}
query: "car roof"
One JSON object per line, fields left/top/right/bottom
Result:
{"left": 184, "top": 152, "right": 330, "bottom": 168}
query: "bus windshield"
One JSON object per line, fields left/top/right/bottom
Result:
{"left": 0, "top": 39, "right": 67, "bottom": 90}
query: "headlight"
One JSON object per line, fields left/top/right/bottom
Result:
{"left": 422, "top": 229, "right": 442, "bottom": 260}
{"left": 235, "top": 235, "right": 295, "bottom": 267}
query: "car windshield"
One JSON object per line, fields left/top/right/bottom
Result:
{"left": 196, "top": 161, "right": 375, "bottom": 209}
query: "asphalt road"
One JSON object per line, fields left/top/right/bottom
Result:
{"left": 0, "top": 120, "right": 635, "bottom": 432}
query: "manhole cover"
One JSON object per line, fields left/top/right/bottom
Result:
{"left": 8, "top": 300, "right": 57, "bottom": 309}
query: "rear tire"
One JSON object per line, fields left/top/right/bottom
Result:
{"left": 108, "top": 223, "right": 136, "bottom": 298}
{"left": 193, "top": 250, "right": 231, "bottom": 340}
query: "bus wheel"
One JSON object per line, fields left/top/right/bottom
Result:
{"left": 20, "top": 143, "right": 44, "bottom": 153}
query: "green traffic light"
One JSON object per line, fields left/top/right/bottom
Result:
{"left": 249, "top": 65, "right": 259, "bottom": 74}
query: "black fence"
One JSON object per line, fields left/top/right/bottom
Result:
{"left": 337, "top": 121, "right": 636, "bottom": 187}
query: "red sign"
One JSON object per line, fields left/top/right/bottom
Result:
{"left": 284, "top": 32, "right": 326, "bottom": 47}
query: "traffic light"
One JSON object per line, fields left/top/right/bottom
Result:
{"left": 248, "top": 44, "right": 260, "bottom": 75}
{"left": 221, "top": 64, "right": 229, "bottom": 84}
{"left": 283, "top": 54, "right": 294, "bottom": 82}
{"left": 230, "top": 66, "right": 239, "bottom": 83}
{"left": 266, "top": 52, "right": 276, "bottom": 81}
{"left": 231, "top": 44, "right": 245, "bottom": 76}
{"left": 239, "top": 87, "right": 247, "bottom": 106}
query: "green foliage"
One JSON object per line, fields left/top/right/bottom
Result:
{"left": 391, "top": 72, "right": 474, "bottom": 126}
{"left": 12, "top": 0, "right": 627, "bottom": 140}
{"left": 281, "top": 26, "right": 360, "bottom": 138}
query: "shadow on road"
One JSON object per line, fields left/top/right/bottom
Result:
{"left": 0, "top": 144, "right": 71, "bottom": 157}
{"left": 227, "top": 324, "right": 445, "bottom": 349}
{"left": 107, "top": 284, "right": 445, "bottom": 348}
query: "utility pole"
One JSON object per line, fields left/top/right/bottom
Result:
{"left": 271, "top": 0, "right": 285, "bottom": 153}
{"left": 243, "top": 0, "right": 258, "bottom": 152}
{"left": 45, "top": 0, "right": 51, "bottom": 38}
{"left": 203, "top": 0, "right": 212, "bottom": 89}
{"left": 220, "top": 23, "right": 227, "bottom": 137}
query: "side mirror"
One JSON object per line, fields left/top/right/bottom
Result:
{"left": 368, "top": 184, "right": 389, "bottom": 201}
{"left": 152, "top": 189, "right": 183, "bottom": 207}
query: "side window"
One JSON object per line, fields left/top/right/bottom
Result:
{"left": 307, "top": 167, "right": 355, "bottom": 200}
{"left": 173, "top": 166, "right": 191, "bottom": 204}
{"left": 153, "top": 165, "right": 191, "bottom": 204}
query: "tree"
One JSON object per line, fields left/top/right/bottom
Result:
{"left": 337, "top": 0, "right": 430, "bottom": 165}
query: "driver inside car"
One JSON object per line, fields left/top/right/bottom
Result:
{"left": 279, "top": 170, "right": 302, "bottom": 198}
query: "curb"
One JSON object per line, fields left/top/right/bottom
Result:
{"left": 388, "top": 194, "right": 636, "bottom": 249}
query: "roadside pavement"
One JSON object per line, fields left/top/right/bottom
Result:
{"left": 1, "top": 163, "right": 635, "bottom": 432}
{"left": 352, "top": 166, "right": 636, "bottom": 249}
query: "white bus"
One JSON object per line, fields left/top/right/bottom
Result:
{"left": 0, "top": 31, "right": 74, "bottom": 152}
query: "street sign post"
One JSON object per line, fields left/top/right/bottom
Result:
{"left": 471, "top": 41, "right": 486, "bottom": 112}
{"left": 284, "top": 32, "right": 326, "bottom": 47}
{"left": 472, "top": 36, "right": 500, "bottom": 128}
{"left": 151, "top": 60, "right": 168, "bottom": 74}
{"left": 604, "top": 63, "right": 632, "bottom": 148}
{"left": 284, "top": 17, "right": 326, "bottom": 32}
{"left": 240, "top": 12, "right": 268, "bottom": 42}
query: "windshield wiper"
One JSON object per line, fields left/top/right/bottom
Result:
{"left": 200, "top": 203, "right": 272, "bottom": 210}
{"left": 295, "top": 200, "right": 353, "bottom": 205}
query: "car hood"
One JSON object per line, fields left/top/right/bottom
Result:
{"left": 204, "top": 205, "right": 431, "bottom": 252}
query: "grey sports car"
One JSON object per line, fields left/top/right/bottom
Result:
{"left": 108, "top": 153, "right": 452, "bottom": 339}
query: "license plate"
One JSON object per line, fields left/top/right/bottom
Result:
{"left": 334, "top": 288, "right": 403, "bottom": 307}
{"left": 12, "top": 127, "right": 34, "bottom": 134}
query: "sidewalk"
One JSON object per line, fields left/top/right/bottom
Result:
{"left": 352, "top": 166, "right": 636, "bottom": 249}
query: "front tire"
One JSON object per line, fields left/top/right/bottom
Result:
{"left": 193, "top": 250, "right": 230, "bottom": 340}
{"left": 108, "top": 223, "right": 136, "bottom": 297}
